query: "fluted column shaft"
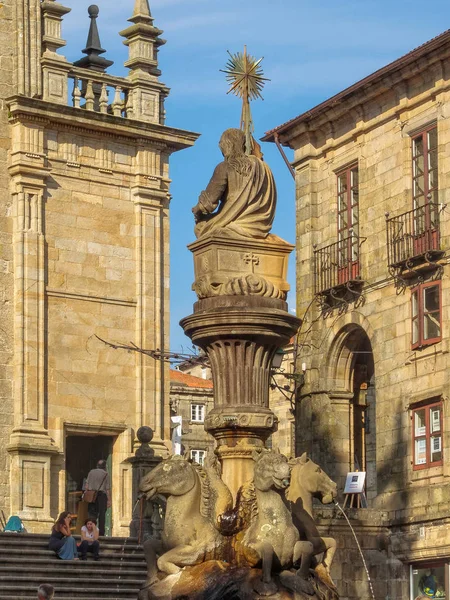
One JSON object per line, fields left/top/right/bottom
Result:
{"left": 181, "top": 296, "right": 300, "bottom": 499}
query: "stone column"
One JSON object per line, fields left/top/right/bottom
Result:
{"left": 15, "top": 0, "right": 42, "bottom": 97}
{"left": 181, "top": 235, "right": 300, "bottom": 500}
{"left": 126, "top": 426, "right": 163, "bottom": 540}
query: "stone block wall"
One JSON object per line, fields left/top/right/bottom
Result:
{"left": 316, "top": 508, "right": 409, "bottom": 600}
{"left": 284, "top": 37, "right": 450, "bottom": 590}
{"left": 269, "top": 345, "right": 296, "bottom": 457}
{"left": 0, "top": 0, "right": 198, "bottom": 533}
{"left": 0, "top": 0, "right": 15, "bottom": 524}
{"left": 294, "top": 76, "right": 450, "bottom": 512}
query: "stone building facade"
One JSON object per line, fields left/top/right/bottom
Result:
{"left": 269, "top": 342, "right": 297, "bottom": 457}
{"left": 0, "top": 0, "right": 197, "bottom": 535}
{"left": 264, "top": 29, "right": 450, "bottom": 600}
{"left": 169, "top": 369, "right": 214, "bottom": 464}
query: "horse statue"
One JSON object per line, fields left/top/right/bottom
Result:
{"left": 286, "top": 453, "right": 338, "bottom": 588}
{"left": 138, "top": 453, "right": 232, "bottom": 596}
{"left": 238, "top": 449, "right": 315, "bottom": 596}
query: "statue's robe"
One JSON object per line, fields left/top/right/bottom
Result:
{"left": 194, "top": 155, "right": 276, "bottom": 239}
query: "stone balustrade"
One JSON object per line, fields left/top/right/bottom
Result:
{"left": 69, "top": 68, "right": 133, "bottom": 118}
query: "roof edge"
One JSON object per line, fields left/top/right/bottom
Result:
{"left": 262, "top": 28, "right": 450, "bottom": 143}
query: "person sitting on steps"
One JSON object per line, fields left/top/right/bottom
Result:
{"left": 78, "top": 518, "right": 100, "bottom": 560}
{"left": 48, "top": 512, "right": 79, "bottom": 560}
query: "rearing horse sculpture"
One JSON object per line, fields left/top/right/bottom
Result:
{"left": 138, "top": 454, "right": 232, "bottom": 591}
{"left": 286, "top": 453, "right": 338, "bottom": 586}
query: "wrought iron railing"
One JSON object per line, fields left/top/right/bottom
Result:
{"left": 386, "top": 204, "right": 440, "bottom": 267}
{"left": 314, "top": 234, "right": 361, "bottom": 295}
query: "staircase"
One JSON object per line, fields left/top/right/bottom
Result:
{"left": 0, "top": 532, "right": 147, "bottom": 599}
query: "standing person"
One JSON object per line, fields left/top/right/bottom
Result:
{"left": 48, "top": 512, "right": 79, "bottom": 560}
{"left": 85, "top": 459, "right": 111, "bottom": 536}
{"left": 37, "top": 584, "right": 54, "bottom": 599}
{"left": 78, "top": 518, "right": 100, "bottom": 560}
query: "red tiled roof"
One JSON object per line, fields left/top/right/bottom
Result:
{"left": 170, "top": 369, "right": 213, "bottom": 389}
{"left": 262, "top": 29, "right": 450, "bottom": 142}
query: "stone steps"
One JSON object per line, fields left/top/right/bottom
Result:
{"left": 0, "top": 532, "right": 147, "bottom": 599}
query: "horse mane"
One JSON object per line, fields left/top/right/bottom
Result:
{"left": 236, "top": 481, "right": 258, "bottom": 526}
{"left": 192, "top": 463, "right": 211, "bottom": 520}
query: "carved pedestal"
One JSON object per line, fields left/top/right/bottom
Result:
{"left": 181, "top": 234, "right": 300, "bottom": 499}
{"left": 189, "top": 232, "right": 292, "bottom": 300}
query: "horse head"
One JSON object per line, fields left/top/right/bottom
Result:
{"left": 288, "top": 453, "right": 337, "bottom": 505}
{"left": 139, "top": 455, "right": 198, "bottom": 501}
{"left": 252, "top": 449, "right": 291, "bottom": 492}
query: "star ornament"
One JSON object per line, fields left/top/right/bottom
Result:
{"left": 221, "top": 47, "right": 269, "bottom": 102}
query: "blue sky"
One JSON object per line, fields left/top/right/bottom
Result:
{"left": 61, "top": 0, "right": 449, "bottom": 351}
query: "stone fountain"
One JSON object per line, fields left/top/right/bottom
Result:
{"left": 137, "top": 128, "right": 340, "bottom": 600}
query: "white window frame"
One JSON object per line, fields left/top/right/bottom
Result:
{"left": 191, "top": 404, "right": 205, "bottom": 423}
{"left": 190, "top": 449, "right": 206, "bottom": 465}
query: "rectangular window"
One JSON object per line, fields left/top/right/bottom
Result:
{"left": 412, "top": 125, "right": 438, "bottom": 211}
{"left": 412, "top": 126, "right": 439, "bottom": 253}
{"left": 412, "top": 399, "right": 443, "bottom": 470}
{"left": 191, "top": 404, "right": 205, "bottom": 423}
{"left": 411, "top": 281, "right": 441, "bottom": 349}
{"left": 337, "top": 165, "right": 359, "bottom": 282}
{"left": 190, "top": 449, "right": 206, "bottom": 466}
{"left": 410, "top": 563, "right": 447, "bottom": 600}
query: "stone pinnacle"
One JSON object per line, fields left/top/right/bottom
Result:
{"left": 132, "top": 0, "right": 153, "bottom": 21}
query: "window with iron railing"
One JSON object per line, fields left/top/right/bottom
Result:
{"left": 337, "top": 164, "right": 359, "bottom": 246}
{"left": 314, "top": 165, "right": 361, "bottom": 295}
{"left": 412, "top": 125, "right": 439, "bottom": 253}
{"left": 337, "top": 165, "right": 360, "bottom": 282}
{"left": 386, "top": 125, "right": 441, "bottom": 267}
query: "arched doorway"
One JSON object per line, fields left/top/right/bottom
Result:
{"left": 330, "top": 325, "right": 376, "bottom": 501}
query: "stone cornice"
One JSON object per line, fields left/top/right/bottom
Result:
{"left": 290, "top": 78, "right": 450, "bottom": 166}
{"left": 264, "top": 34, "right": 450, "bottom": 146}
{"left": 6, "top": 95, "right": 199, "bottom": 152}
{"left": 170, "top": 385, "right": 214, "bottom": 396}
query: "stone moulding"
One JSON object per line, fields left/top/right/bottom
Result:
{"left": 188, "top": 232, "right": 293, "bottom": 300}
{"left": 205, "top": 408, "right": 277, "bottom": 434}
{"left": 193, "top": 273, "right": 285, "bottom": 299}
{"left": 181, "top": 301, "right": 300, "bottom": 413}
{"left": 6, "top": 95, "right": 199, "bottom": 151}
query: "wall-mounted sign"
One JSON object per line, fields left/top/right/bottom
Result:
{"left": 344, "top": 471, "right": 366, "bottom": 494}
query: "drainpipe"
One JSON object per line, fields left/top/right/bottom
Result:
{"left": 274, "top": 132, "right": 295, "bottom": 180}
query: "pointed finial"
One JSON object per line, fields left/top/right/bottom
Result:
{"left": 74, "top": 5, "right": 113, "bottom": 72}
{"left": 131, "top": 0, "right": 153, "bottom": 22}
{"left": 85, "top": 5, "right": 102, "bottom": 52}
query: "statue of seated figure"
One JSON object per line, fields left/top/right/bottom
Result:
{"left": 192, "top": 128, "right": 276, "bottom": 240}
